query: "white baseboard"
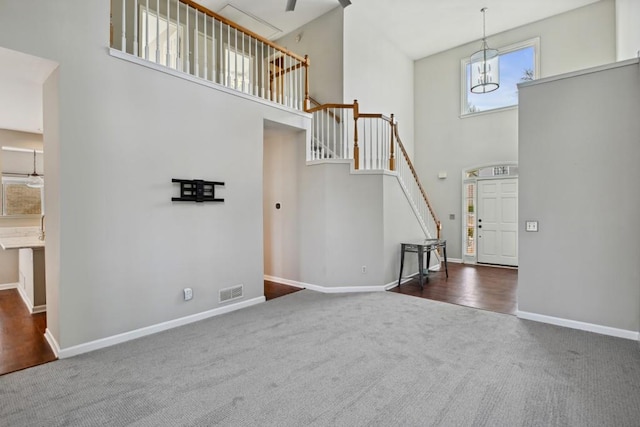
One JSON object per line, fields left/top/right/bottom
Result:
{"left": 264, "top": 275, "right": 411, "bottom": 293}
{"left": 447, "top": 258, "right": 463, "bottom": 264}
{"left": 516, "top": 310, "right": 640, "bottom": 341}
{"left": 264, "top": 275, "right": 307, "bottom": 289}
{"left": 56, "top": 296, "right": 265, "bottom": 359}
{"left": 16, "top": 285, "right": 34, "bottom": 312}
{"left": 0, "top": 282, "right": 18, "bottom": 291}
{"left": 44, "top": 328, "right": 60, "bottom": 358}
{"left": 32, "top": 304, "right": 46, "bottom": 314}
{"left": 14, "top": 284, "right": 45, "bottom": 314}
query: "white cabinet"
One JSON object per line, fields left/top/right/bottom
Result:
{"left": 18, "top": 247, "right": 46, "bottom": 313}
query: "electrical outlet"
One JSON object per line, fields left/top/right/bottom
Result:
{"left": 361, "top": 265, "right": 367, "bottom": 274}
{"left": 525, "top": 221, "right": 539, "bottom": 232}
{"left": 183, "top": 287, "right": 193, "bottom": 301}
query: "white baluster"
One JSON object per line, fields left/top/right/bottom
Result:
{"left": 185, "top": 3, "right": 189, "bottom": 73}
{"left": 331, "top": 108, "right": 335, "bottom": 157}
{"left": 253, "top": 38, "right": 257, "bottom": 96}
{"left": 261, "top": 42, "right": 265, "bottom": 99}
{"left": 219, "top": 19, "right": 224, "bottom": 84}
{"left": 241, "top": 33, "right": 245, "bottom": 92}
{"left": 155, "top": 0, "right": 160, "bottom": 63}
{"left": 286, "top": 54, "right": 291, "bottom": 107}
{"left": 194, "top": 9, "right": 199, "bottom": 77}
{"left": 226, "top": 24, "right": 231, "bottom": 87}
{"left": 203, "top": 13, "right": 207, "bottom": 80}
{"left": 165, "top": 0, "right": 170, "bottom": 66}
{"left": 121, "top": 0, "right": 126, "bottom": 53}
{"left": 133, "top": 0, "right": 139, "bottom": 57}
{"left": 145, "top": 0, "right": 149, "bottom": 60}
{"left": 234, "top": 28, "right": 238, "bottom": 90}
{"left": 175, "top": 0, "right": 179, "bottom": 69}
{"left": 293, "top": 59, "right": 298, "bottom": 109}
{"left": 212, "top": 18, "right": 217, "bottom": 82}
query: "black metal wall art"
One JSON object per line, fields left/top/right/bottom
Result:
{"left": 172, "top": 179, "right": 224, "bottom": 202}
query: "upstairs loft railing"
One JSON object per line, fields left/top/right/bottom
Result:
{"left": 110, "top": 0, "right": 310, "bottom": 111}
{"left": 307, "top": 100, "right": 441, "bottom": 240}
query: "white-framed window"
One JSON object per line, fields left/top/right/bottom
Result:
{"left": 461, "top": 38, "right": 539, "bottom": 116}
{"left": 139, "top": 7, "right": 184, "bottom": 68}
{"left": 224, "top": 44, "right": 252, "bottom": 92}
{"left": 1, "top": 176, "right": 43, "bottom": 216}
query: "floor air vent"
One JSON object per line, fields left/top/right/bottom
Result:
{"left": 219, "top": 285, "right": 243, "bottom": 303}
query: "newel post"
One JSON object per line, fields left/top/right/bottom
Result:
{"left": 353, "top": 99, "right": 359, "bottom": 170}
{"left": 389, "top": 113, "right": 396, "bottom": 171}
{"left": 304, "top": 55, "right": 310, "bottom": 112}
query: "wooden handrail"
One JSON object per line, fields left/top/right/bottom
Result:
{"left": 308, "top": 96, "right": 322, "bottom": 107}
{"left": 271, "top": 61, "right": 306, "bottom": 79}
{"left": 357, "top": 113, "right": 392, "bottom": 122}
{"left": 179, "top": 0, "right": 308, "bottom": 64}
{"left": 307, "top": 97, "right": 343, "bottom": 123}
{"left": 306, "top": 103, "right": 356, "bottom": 113}
{"left": 392, "top": 122, "right": 442, "bottom": 238}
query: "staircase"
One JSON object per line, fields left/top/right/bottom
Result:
{"left": 110, "top": 0, "right": 443, "bottom": 285}
{"left": 307, "top": 99, "right": 441, "bottom": 243}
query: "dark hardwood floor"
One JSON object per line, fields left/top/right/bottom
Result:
{"left": 389, "top": 262, "right": 518, "bottom": 315}
{"left": 0, "top": 289, "right": 57, "bottom": 376}
{"left": 264, "top": 280, "right": 304, "bottom": 301}
{"left": 266, "top": 263, "right": 517, "bottom": 315}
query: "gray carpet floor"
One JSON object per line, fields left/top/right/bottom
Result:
{"left": 1, "top": 290, "right": 639, "bottom": 426}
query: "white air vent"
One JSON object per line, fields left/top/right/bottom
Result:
{"left": 219, "top": 284, "right": 243, "bottom": 303}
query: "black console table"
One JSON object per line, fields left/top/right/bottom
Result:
{"left": 398, "top": 239, "right": 448, "bottom": 288}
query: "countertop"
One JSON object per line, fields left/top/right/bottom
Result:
{"left": 0, "top": 227, "right": 45, "bottom": 250}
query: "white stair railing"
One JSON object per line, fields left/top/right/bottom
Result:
{"left": 393, "top": 122, "right": 441, "bottom": 240}
{"left": 307, "top": 102, "right": 355, "bottom": 161}
{"left": 110, "top": 0, "right": 309, "bottom": 111}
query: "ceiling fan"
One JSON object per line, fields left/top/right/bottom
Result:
{"left": 286, "top": 0, "right": 351, "bottom": 12}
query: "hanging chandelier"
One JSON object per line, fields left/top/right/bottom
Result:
{"left": 26, "top": 149, "right": 44, "bottom": 188}
{"left": 470, "top": 7, "right": 499, "bottom": 94}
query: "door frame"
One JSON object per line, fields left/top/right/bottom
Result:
{"left": 461, "top": 162, "right": 518, "bottom": 265}
{"left": 476, "top": 177, "right": 518, "bottom": 266}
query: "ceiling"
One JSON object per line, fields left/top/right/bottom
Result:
{"left": 0, "top": 47, "right": 57, "bottom": 134}
{"left": 200, "top": 0, "right": 601, "bottom": 59}
{"left": 0, "top": 0, "right": 602, "bottom": 134}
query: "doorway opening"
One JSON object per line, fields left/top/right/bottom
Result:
{"left": 262, "top": 120, "right": 305, "bottom": 301}
{"left": 0, "top": 46, "right": 59, "bottom": 374}
{"left": 462, "top": 163, "right": 518, "bottom": 267}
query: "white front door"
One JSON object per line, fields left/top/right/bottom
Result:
{"left": 477, "top": 178, "right": 518, "bottom": 266}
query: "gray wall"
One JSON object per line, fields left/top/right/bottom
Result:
{"left": 343, "top": 7, "right": 415, "bottom": 157}
{"left": 0, "top": 0, "right": 310, "bottom": 349}
{"left": 413, "top": 0, "right": 616, "bottom": 259}
{"left": 277, "top": 7, "right": 344, "bottom": 105}
{"left": 518, "top": 60, "right": 640, "bottom": 333}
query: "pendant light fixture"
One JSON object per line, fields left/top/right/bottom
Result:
{"left": 26, "top": 149, "right": 44, "bottom": 188}
{"left": 470, "top": 7, "right": 499, "bottom": 94}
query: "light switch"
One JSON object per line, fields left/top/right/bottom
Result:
{"left": 525, "top": 221, "right": 538, "bottom": 232}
